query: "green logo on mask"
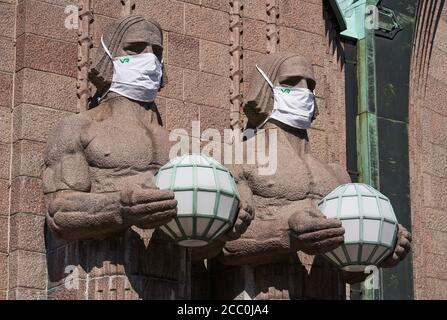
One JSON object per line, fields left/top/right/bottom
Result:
{"left": 280, "top": 88, "right": 291, "bottom": 94}
{"left": 120, "top": 58, "right": 130, "bottom": 64}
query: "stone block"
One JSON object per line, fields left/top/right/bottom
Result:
{"left": 0, "top": 2, "right": 15, "bottom": 38}
{"left": 199, "top": 105, "right": 230, "bottom": 136}
{"left": 16, "top": 0, "right": 77, "bottom": 42}
{"left": 199, "top": 40, "right": 229, "bottom": 77}
{"left": 423, "top": 142, "right": 447, "bottom": 178}
{"left": 184, "top": 70, "right": 230, "bottom": 109}
{"left": 9, "top": 250, "right": 47, "bottom": 290}
{"left": 136, "top": 0, "right": 185, "bottom": 33}
{"left": 185, "top": 4, "right": 230, "bottom": 44}
{"left": 242, "top": 0, "right": 267, "bottom": 21}
{"left": 0, "top": 106, "right": 11, "bottom": 144}
{"left": 15, "top": 34, "right": 77, "bottom": 77}
{"left": 278, "top": 0, "right": 325, "bottom": 36}
{"left": 159, "top": 64, "right": 183, "bottom": 100}
{"left": 0, "top": 218, "right": 7, "bottom": 253}
{"left": 0, "top": 37, "right": 14, "bottom": 73}
{"left": 8, "top": 287, "right": 47, "bottom": 300}
{"left": 279, "top": 26, "right": 325, "bottom": 66}
{"left": 0, "top": 142, "right": 10, "bottom": 180}
{"left": 13, "top": 104, "right": 71, "bottom": 143}
{"left": 243, "top": 18, "right": 266, "bottom": 53}
{"left": 167, "top": 32, "right": 200, "bottom": 70}
{"left": 0, "top": 253, "right": 7, "bottom": 291}
{"left": 201, "top": 0, "right": 228, "bottom": 11}
{"left": 91, "top": 14, "right": 117, "bottom": 48}
{"left": 93, "top": 0, "right": 122, "bottom": 18}
{"left": 10, "top": 213, "right": 46, "bottom": 253}
{"left": 166, "top": 99, "right": 199, "bottom": 134}
{"left": 10, "top": 176, "right": 45, "bottom": 216}
{"left": 0, "top": 72, "right": 13, "bottom": 108}
{"left": 14, "top": 68, "right": 77, "bottom": 112}
{"left": 0, "top": 179, "right": 9, "bottom": 217}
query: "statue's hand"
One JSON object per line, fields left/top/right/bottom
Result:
{"left": 288, "top": 207, "right": 345, "bottom": 255}
{"left": 120, "top": 183, "right": 178, "bottom": 229}
{"left": 379, "top": 224, "right": 412, "bottom": 268}
{"left": 217, "top": 199, "right": 254, "bottom": 242}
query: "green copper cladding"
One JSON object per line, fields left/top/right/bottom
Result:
{"left": 356, "top": 0, "right": 380, "bottom": 189}
{"left": 331, "top": 0, "right": 418, "bottom": 299}
{"left": 329, "top": 0, "right": 379, "bottom": 40}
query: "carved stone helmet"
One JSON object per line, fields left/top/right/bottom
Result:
{"left": 89, "top": 15, "right": 166, "bottom": 94}
{"left": 244, "top": 53, "right": 318, "bottom": 128}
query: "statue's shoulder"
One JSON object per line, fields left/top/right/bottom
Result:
{"left": 45, "top": 112, "right": 92, "bottom": 157}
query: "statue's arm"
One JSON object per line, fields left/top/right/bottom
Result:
{"left": 43, "top": 117, "right": 177, "bottom": 240}
{"left": 216, "top": 166, "right": 345, "bottom": 266}
{"left": 43, "top": 116, "right": 126, "bottom": 240}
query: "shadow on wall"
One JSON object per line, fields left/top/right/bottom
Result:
{"left": 204, "top": 255, "right": 345, "bottom": 300}
{"left": 323, "top": 2, "right": 345, "bottom": 68}
{"left": 412, "top": 0, "right": 446, "bottom": 94}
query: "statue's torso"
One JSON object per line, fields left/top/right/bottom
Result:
{"left": 246, "top": 129, "right": 345, "bottom": 219}
{"left": 47, "top": 101, "right": 186, "bottom": 300}
{"left": 78, "top": 102, "right": 171, "bottom": 193}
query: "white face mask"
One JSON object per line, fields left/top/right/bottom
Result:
{"left": 101, "top": 36, "right": 163, "bottom": 103}
{"left": 256, "top": 65, "right": 315, "bottom": 130}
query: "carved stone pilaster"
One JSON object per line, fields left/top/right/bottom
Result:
{"left": 229, "top": 1, "right": 243, "bottom": 131}
{"left": 266, "top": 0, "right": 279, "bottom": 54}
{"left": 76, "top": 0, "right": 93, "bottom": 112}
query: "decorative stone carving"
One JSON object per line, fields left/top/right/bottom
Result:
{"left": 44, "top": 16, "right": 186, "bottom": 299}
{"left": 266, "top": 0, "right": 279, "bottom": 54}
{"left": 208, "top": 53, "right": 412, "bottom": 298}
{"left": 229, "top": 0, "right": 243, "bottom": 131}
{"left": 76, "top": 0, "right": 93, "bottom": 112}
{"left": 44, "top": 16, "right": 177, "bottom": 241}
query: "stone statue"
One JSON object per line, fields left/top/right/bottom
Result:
{"left": 44, "top": 15, "right": 178, "bottom": 241}
{"left": 43, "top": 14, "right": 252, "bottom": 300}
{"left": 201, "top": 53, "right": 412, "bottom": 299}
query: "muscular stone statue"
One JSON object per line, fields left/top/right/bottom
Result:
{"left": 43, "top": 16, "right": 182, "bottom": 299}
{"left": 204, "top": 53, "right": 412, "bottom": 299}
{"left": 43, "top": 16, "right": 177, "bottom": 241}
{"left": 43, "top": 15, "right": 252, "bottom": 299}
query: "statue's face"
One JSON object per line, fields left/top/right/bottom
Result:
{"left": 274, "top": 56, "right": 315, "bottom": 90}
{"left": 115, "top": 21, "right": 163, "bottom": 61}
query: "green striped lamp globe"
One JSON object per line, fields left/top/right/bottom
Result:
{"left": 318, "top": 183, "right": 399, "bottom": 272}
{"left": 154, "top": 154, "right": 240, "bottom": 248}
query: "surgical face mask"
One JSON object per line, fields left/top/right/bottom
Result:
{"left": 101, "top": 36, "right": 163, "bottom": 103}
{"left": 256, "top": 65, "right": 315, "bottom": 130}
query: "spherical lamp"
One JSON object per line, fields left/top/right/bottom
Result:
{"left": 318, "top": 183, "right": 398, "bottom": 272}
{"left": 154, "top": 154, "right": 240, "bottom": 248}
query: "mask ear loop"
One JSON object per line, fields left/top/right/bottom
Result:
{"left": 101, "top": 36, "right": 113, "bottom": 59}
{"left": 97, "top": 36, "right": 114, "bottom": 103}
{"left": 255, "top": 65, "right": 275, "bottom": 131}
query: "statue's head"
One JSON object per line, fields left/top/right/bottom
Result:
{"left": 89, "top": 15, "right": 165, "bottom": 93}
{"left": 244, "top": 53, "right": 318, "bottom": 128}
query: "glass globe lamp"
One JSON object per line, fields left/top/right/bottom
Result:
{"left": 318, "top": 183, "right": 398, "bottom": 272}
{"left": 154, "top": 154, "right": 240, "bottom": 248}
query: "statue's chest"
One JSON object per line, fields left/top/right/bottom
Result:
{"left": 248, "top": 145, "right": 340, "bottom": 201}
{"left": 83, "top": 119, "right": 156, "bottom": 170}
{"left": 248, "top": 150, "right": 311, "bottom": 201}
